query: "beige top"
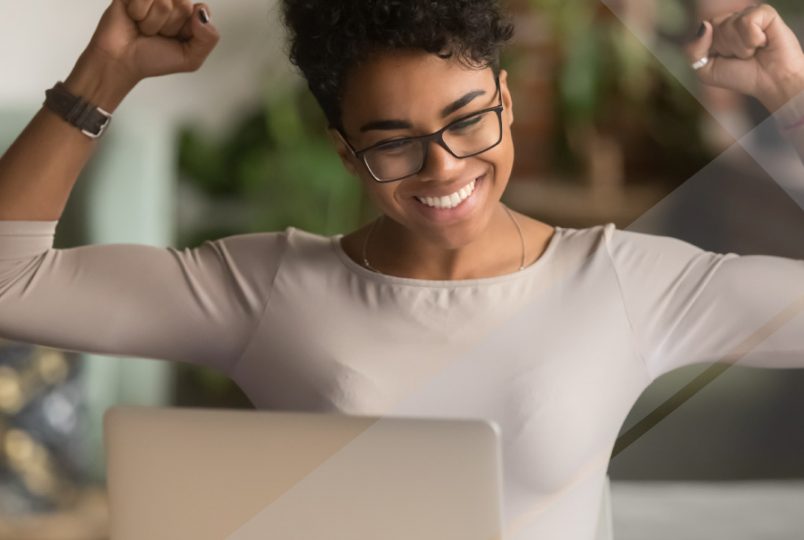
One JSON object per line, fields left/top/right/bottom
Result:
{"left": 2, "top": 218, "right": 804, "bottom": 539}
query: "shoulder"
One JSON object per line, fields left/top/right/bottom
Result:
{"left": 205, "top": 228, "right": 291, "bottom": 257}
{"left": 551, "top": 221, "right": 732, "bottom": 277}
{"left": 601, "top": 224, "right": 725, "bottom": 267}
{"left": 189, "top": 229, "right": 297, "bottom": 278}
{"left": 592, "top": 224, "right": 742, "bottom": 298}
{"left": 209, "top": 226, "right": 334, "bottom": 250}
{"left": 194, "top": 227, "right": 341, "bottom": 296}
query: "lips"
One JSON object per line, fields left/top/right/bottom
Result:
{"left": 407, "top": 174, "right": 485, "bottom": 224}
{"left": 414, "top": 178, "right": 477, "bottom": 209}
{"left": 412, "top": 176, "right": 482, "bottom": 199}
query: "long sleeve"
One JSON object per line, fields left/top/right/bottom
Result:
{"left": 604, "top": 225, "right": 804, "bottom": 382}
{"left": 0, "top": 220, "right": 287, "bottom": 375}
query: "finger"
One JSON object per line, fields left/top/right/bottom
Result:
{"left": 685, "top": 20, "right": 742, "bottom": 89}
{"left": 712, "top": 12, "right": 756, "bottom": 59}
{"left": 178, "top": 3, "right": 207, "bottom": 40}
{"left": 160, "top": 0, "right": 194, "bottom": 37}
{"left": 712, "top": 7, "right": 767, "bottom": 60}
{"left": 736, "top": 7, "right": 769, "bottom": 50}
{"left": 745, "top": 3, "right": 801, "bottom": 59}
{"left": 686, "top": 20, "right": 715, "bottom": 80}
{"left": 138, "top": 0, "right": 172, "bottom": 36}
{"left": 686, "top": 20, "right": 755, "bottom": 93}
{"left": 125, "top": 0, "right": 154, "bottom": 22}
{"left": 175, "top": 4, "right": 219, "bottom": 72}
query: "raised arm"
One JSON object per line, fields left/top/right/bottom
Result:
{"left": 0, "top": 222, "right": 286, "bottom": 374}
{"left": 0, "top": 0, "right": 219, "bottom": 221}
{"left": 605, "top": 226, "right": 804, "bottom": 382}
{"left": 685, "top": 4, "right": 804, "bottom": 160}
{"left": 0, "top": 2, "right": 277, "bottom": 373}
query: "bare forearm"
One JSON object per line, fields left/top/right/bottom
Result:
{"left": 774, "top": 90, "right": 804, "bottom": 164}
{"left": 0, "top": 49, "right": 136, "bottom": 221}
{"left": 786, "top": 124, "right": 804, "bottom": 164}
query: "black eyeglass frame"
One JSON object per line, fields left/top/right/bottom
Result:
{"left": 336, "top": 76, "right": 504, "bottom": 183}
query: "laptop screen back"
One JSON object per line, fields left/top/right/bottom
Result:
{"left": 104, "top": 406, "right": 504, "bottom": 540}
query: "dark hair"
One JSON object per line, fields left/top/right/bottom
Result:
{"left": 280, "top": 0, "right": 515, "bottom": 131}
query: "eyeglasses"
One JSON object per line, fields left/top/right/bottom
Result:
{"left": 336, "top": 76, "right": 504, "bottom": 183}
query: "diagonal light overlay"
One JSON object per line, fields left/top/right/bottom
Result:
{"left": 499, "top": 4, "right": 804, "bottom": 535}
{"left": 222, "top": 4, "right": 804, "bottom": 539}
{"left": 225, "top": 249, "right": 598, "bottom": 539}
{"left": 613, "top": 289, "right": 804, "bottom": 458}
{"left": 602, "top": 0, "right": 804, "bottom": 460}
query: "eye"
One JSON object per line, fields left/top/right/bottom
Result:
{"left": 448, "top": 115, "right": 483, "bottom": 132}
{"left": 374, "top": 138, "right": 415, "bottom": 154}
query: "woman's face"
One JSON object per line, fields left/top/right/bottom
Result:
{"left": 332, "top": 50, "right": 515, "bottom": 250}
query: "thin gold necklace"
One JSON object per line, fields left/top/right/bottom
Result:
{"left": 361, "top": 203, "right": 526, "bottom": 275}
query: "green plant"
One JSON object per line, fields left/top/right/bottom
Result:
{"left": 529, "top": 0, "right": 713, "bottom": 180}
{"left": 177, "top": 81, "right": 366, "bottom": 248}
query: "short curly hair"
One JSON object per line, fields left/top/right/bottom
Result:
{"left": 280, "top": 0, "right": 515, "bottom": 131}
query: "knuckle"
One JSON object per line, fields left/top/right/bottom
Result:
{"left": 741, "top": 20, "right": 760, "bottom": 36}
{"left": 759, "top": 3, "right": 778, "bottom": 17}
{"left": 177, "top": 0, "right": 194, "bottom": 17}
{"left": 127, "top": 2, "right": 147, "bottom": 21}
{"left": 154, "top": 0, "right": 172, "bottom": 14}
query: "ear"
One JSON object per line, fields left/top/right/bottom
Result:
{"left": 498, "top": 69, "right": 514, "bottom": 128}
{"left": 327, "top": 128, "right": 359, "bottom": 176}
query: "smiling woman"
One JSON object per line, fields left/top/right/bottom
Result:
{"left": 0, "top": 1, "right": 803, "bottom": 540}
{"left": 331, "top": 50, "right": 543, "bottom": 280}
{"left": 279, "top": 0, "right": 548, "bottom": 280}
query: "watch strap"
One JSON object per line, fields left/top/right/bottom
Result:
{"left": 43, "top": 81, "right": 113, "bottom": 139}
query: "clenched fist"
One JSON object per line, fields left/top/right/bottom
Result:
{"left": 686, "top": 4, "right": 804, "bottom": 111}
{"left": 84, "top": 0, "right": 220, "bottom": 87}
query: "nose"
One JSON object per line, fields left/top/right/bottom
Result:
{"left": 417, "top": 138, "right": 465, "bottom": 180}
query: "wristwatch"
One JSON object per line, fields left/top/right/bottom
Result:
{"left": 43, "top": 81, "right": 113, "bottom": 139}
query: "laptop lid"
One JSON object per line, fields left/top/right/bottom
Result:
{"left": 104, "top": 406, "right": 504, "bottom": 540}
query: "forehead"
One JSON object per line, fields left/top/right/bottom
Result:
{"left": 340, "top": 51, "right": 495, "bottom": 133}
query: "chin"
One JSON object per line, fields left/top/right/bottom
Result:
{"left": 401, "top": 170, "right": 500, "bottom": 231}
{"left": 415, "top": 209, "right": 495, "bottom": 249}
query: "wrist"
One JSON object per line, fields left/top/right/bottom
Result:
{"left": 773, "top": 89, "right": 804, "bottom": 132}
{"left": 758, "top": 70, "right": 804, "bottom": 113}
{"left": 62, "top": 48, "right": 138, "bottom": 113}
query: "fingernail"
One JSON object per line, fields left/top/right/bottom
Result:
{"left": 696, "top": 21, "right": 706, "bottom": 37}
{"left": 199, "top": 8, "right": 210, "bottom": 24}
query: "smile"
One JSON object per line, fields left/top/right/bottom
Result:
{"left": 414, "top": 178, "right": 478, "bottom": 210}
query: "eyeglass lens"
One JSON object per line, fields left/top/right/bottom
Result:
{"left": 364, "top": 109, "right": 501, "bottom": 182}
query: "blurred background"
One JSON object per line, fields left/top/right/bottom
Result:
{"left": 0, "top": 0, "right": 803, "bottom": 538}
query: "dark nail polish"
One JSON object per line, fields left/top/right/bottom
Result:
{"left": 199, "top": 8, "right": 210, "bottom": 24}
{"left": 696, "top": 22, "right": 706, "bottom": 38}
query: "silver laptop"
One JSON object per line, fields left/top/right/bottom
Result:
{"left": 104, "top": 406, "right": 504, "bottom": 540}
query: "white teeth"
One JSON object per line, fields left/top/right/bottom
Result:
{"left": 415, "top": 178, "right": 477, "bottom": 209}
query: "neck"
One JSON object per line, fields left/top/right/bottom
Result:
{"left": 363, "top": 202, "right": 525, "bottom": 280}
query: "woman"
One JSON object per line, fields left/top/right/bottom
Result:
{"left": 0, "top": 1, "right": 803, "bottom": 538}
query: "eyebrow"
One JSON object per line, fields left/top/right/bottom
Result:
{"left": 359, "top": 89, "right": 487, "bottom": 133}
